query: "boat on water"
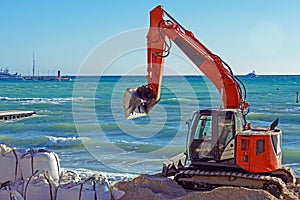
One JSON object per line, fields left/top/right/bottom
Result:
{"left": 0, "top": 68, "right": 25, "bottom": 81}
{"left": 245, "top": 70, "right": 258, "bottom": 78}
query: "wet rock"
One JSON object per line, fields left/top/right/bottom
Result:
{"left": 286, "top": 182, "right": 300, "bottom": 199}
{"left": 111, "top": 174, "right": 187, "bottom": 200}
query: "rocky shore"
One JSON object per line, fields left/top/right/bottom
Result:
{"left": 111, "top": 174, "right": 300, "bottom": 200}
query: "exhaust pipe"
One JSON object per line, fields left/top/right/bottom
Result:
{"left": 123, "top": 85, "right": 159, "bottom": 119}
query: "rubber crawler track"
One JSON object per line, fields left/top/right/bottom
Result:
{"left": 174, "top": 170, "right": 287, "bottom": 198}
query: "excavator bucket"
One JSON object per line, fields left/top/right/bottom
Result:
{"left": 123, "top": 85, "right": 159, "bottom": 119}
{"left": 162, "top": 152, "right": 187, "bottom": 177}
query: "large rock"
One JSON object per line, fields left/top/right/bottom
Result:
{"left": 111, "top": 174, "right": 187, "bottom": 200}
{"left": 179, "top": 187, "right": 277, "bottom": 200}
{"left": 111, "top": 174, "right": 278, "bottom": 200}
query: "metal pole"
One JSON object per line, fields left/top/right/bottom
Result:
{"left": 33, "top": 52, "right": 35, "bottom": 78}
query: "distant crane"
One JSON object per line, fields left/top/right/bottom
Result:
{"left": 32, "top": 52, "right": 35, "bottom": 78}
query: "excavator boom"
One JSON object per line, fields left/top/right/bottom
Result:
{"left": 123, "top": 5, "right": 248, "bottom": 119}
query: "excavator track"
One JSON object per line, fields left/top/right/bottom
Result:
{"left": 174, "top": 170, "right": 287, "bottom": 198}
{"left": 271, "top": 166, "right": 297, "bottom": 184}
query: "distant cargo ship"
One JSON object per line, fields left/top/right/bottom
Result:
{"left": 0, "top": 68, "right": 25, "bottom": 81}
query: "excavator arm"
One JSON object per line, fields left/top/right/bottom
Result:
{"left": 124, "top": 5, "right": 248, "bottom": 119}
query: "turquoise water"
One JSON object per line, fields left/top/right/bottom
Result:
{"left": 0, "top": 75, "right": 299, "bottom": 180}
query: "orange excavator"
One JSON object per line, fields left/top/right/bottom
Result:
{"left": 123, "top": 5, "right": 296, "bottom": 197}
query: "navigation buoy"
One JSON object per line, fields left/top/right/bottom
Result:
{"left": 296, "top": 91, "right": 299, "bottom": 103}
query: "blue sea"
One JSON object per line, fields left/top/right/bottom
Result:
{"left": 0, "top": 75, "right": 299, "bottom": 182}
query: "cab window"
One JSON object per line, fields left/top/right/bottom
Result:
{"left": 256, "top": 139, "right": 265, "bottom": 155}
{"left": 194, "top": 115, "right": 212, "bottom": 140}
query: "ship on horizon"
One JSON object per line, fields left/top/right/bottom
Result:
{"left": 0, "top": 68, "right": 25, "bottom": 81}
{"left": 245, "top": 70, "right": 258, "bottom": 78}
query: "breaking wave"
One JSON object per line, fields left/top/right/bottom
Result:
{"left": 45, "top": 136, "right": 93, "bottom": 148}
{"left": 0, "top": 96, "right": 94, "bottom": 104}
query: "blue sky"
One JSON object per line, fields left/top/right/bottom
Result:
{"left": 0, "top": 0, "right": 299, "bottom": 76}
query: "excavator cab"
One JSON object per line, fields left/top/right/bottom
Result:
{"left": 186, "top": 109, "right": 283, "bottom": 174}
{"left": 187, "top": 109, "right": 245, "bottom": 168}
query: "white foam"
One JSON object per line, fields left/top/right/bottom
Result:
{"left": 0, "top": 96, "right": 95, "bottom": 104}
{"left": 45, "top": 136, "right": 87, "bottom": 147}
{"left": 62, "top": 168, "right": 138, "bottom": 185}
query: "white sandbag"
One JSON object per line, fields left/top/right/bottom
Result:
{"left": 0, "top": 189, "right": 24, "bottom": 200}
{"left": 20, "top": 149, "right": 60, "bottom": 182}
{"left": 94, "top": 174, "right": 111, "bottom": 200}
{"left": 80, "top": 174, "right": 111, "bottom": 200}
{"left": 23, "top": 170, "right": 57, "bottom": 200}
{"left": 56, "top": 184, "right": 96, "bottom": 200}
{"left": 0, "top": 144, "right": 24, "bottom": 182}
{"left": 56, "top": 172, "right": 95, "bottom": 200}
{"left": 58, "top": 170, "right": 80, "bottom": 185}
{"left": 0, "top": 181, "right": 24, "bottom": 200}
{"left": 56, "top": 172, "right": 111, "bottom": 200}
{"left": 10, "top": 180, "right": 24, "bottom": 197}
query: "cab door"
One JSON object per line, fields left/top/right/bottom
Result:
{"left": 236, "top": 135, "right": 250, "bottom": 171}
